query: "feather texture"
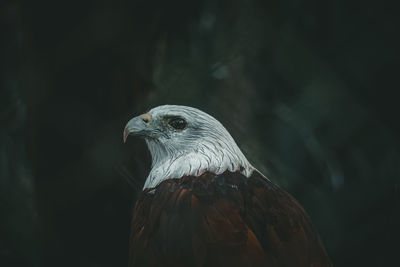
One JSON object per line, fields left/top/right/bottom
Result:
{"left": 129, "top": 171, "right": 332, "bottom": 267}
{"left": 141, "top": 105, "right": 254, "bottom": 189}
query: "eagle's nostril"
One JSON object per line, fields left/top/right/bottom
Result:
{"left": 140, "top": 113, "right": 152, "bottom": 124}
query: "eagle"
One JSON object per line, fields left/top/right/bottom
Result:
{"left": 123, "top": 105, "right": 332, "bottom": 267}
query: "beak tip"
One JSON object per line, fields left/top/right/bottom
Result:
{"left": 123, "top": 128, "right": 129, "bottom": 143}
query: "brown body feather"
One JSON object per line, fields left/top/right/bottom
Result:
{"left": 129, "top": 171, "right": 332, "bottom": 267}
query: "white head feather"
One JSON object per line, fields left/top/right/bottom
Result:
{"left": 126, "top": 105, "right": 255, "bottom": 189}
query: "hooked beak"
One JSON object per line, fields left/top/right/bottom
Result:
{"left": 123, "top": 113, "right": 152, "bottom": 143}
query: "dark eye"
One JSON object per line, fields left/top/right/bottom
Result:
{"left": 168, "top": 117, "right": 187, "bottom": 130}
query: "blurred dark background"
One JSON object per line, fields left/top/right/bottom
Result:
{"left": 1, "top": 0, "right": 399, "bottom": 266}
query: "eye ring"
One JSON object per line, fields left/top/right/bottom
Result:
{"left": 168, "top": 117, "right": 187, "bottom": 130}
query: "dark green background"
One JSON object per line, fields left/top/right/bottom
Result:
{"left": 1, "top": 0, "right": 399, "bottom": 266}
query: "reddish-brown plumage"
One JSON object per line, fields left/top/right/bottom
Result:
{"left": 129, "top": 171, "right": 332, "bottom": 267}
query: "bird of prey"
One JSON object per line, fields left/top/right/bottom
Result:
{"left": 123, "top": 105, "right": 332, "bottom": 267}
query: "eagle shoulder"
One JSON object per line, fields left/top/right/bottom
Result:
{"left": 129, "top": 171, "right": 332, "bottom": 267}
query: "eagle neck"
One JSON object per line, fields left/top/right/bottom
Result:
{"left": 143, "top": 137, "right": 254, "bottom": 189}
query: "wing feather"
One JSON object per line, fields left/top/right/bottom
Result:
{"left": 129, "top": 171, "right": 332, "bottom": 267}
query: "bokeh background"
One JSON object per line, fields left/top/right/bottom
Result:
{"left": 1, "top": 0, "right": 399, "bottom": 266}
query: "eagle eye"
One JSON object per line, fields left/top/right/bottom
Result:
{"left": 168, "top": 117, "right": 187, "bottom": 130}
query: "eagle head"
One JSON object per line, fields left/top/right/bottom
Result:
{"left": 124, "top": 105, "right": 254, "bottom": 189}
